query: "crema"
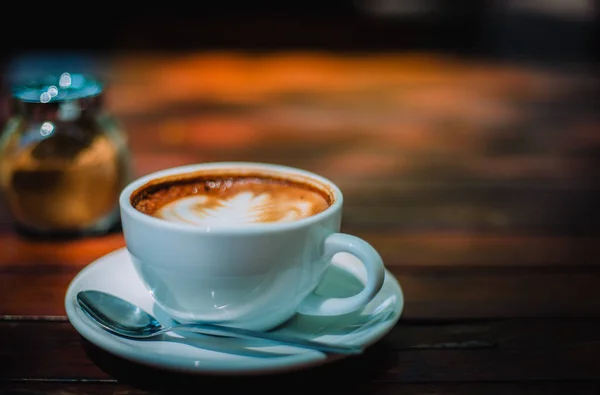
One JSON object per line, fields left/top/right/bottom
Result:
{"left": 132, "top": 174, "right": 332, "bottom": 225}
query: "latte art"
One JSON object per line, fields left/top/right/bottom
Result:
{"left": 157, "top": 191, "right": 315, "bottom": 225}
{"left": 132, "top": 173, "right": 333, "bottom": 226}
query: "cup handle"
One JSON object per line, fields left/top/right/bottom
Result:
{"left": 296, "top": 233, "right": 386, "bottom": 316}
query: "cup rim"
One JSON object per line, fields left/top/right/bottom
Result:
{"left": 119, "top": 162, "right": 344, "bottom": 234}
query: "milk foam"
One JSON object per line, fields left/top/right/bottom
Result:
{"left": 156, "top": 191, "right": 315, "bottom": 225}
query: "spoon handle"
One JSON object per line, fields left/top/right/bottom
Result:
{"left": 166, "top": 322, "right": 364, "bottom": 355}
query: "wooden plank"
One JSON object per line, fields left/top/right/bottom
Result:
{"left": 5, "top": 188, "right": 598, "bottom": 236}
{"left": 2, "top": 381, "right": 600, "bottom": 395}
{"left": 2, "top": 151, "right": 598, "bottom": 235}
{"left": 365, "top": 233, "right": 600, "bottom": 267}
{"left": 0, "top": 233, "right": 126, "bottom": 267}
{"left": 0, "top": 231, "right": 598, "bottom": 268}
{"left": 121, "top": 121, "right": 599, "bottom": 182}
{"left": 1, "top": 204, "right": 598, "bottom": 237}
{"left": 2, "top": 264, "right": 600, "bottom": 318}
{"left": 131, "top": 152, "right": 600, "bottom": 234}
{"left": 2, "top": 319, "right": 600, "bottom": 383}
{"left": 103, "top": 52, "right": 592, "bottom": 120}
{"left": 125, "top": 146, "right": 600, "bottom": 190}
{"left": 396, "top": 269, "right": 600, "bottom": 319}
{"left": 126, "top": 147, "right": 600, "bottom": 195}
{"left": 0, "top": 321, "right": 103, "bottom": 380}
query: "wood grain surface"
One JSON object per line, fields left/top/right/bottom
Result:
{"left": 0, "top": 51, "right": 599, "bottom": 394}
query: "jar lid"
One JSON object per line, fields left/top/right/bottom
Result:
{"left": 12, "top": 72, "right": 103, "bottom": 103}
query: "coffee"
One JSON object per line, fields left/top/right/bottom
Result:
{"left": 131, "top": 172, "right": 334, "bottom": 226}
{"left": 120, "top": 162, "right": 384, "bottom": 331}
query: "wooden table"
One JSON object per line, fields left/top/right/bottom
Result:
{"left": 1, "top": 52, "right": 600, "bottom": 394}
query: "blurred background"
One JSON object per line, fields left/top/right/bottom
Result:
{"left": 1, "top": 1, "right": 598, "bottom": 59}
{"left": 0, "top": 0, "right": 598, "bottom": 239}
{"left": 0, "top": 0, "right": 598, "bottom": 321}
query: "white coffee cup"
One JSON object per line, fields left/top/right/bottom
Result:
{"left": 119, "top": 162, "right": 385, "bottom": 331}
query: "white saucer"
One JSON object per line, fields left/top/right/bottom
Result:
{"left": 65, "top": 247, "right": 403, "bottom": 376}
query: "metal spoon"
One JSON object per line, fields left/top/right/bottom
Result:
{"left": 76, "top": 290, "right": 363, "bottom": 355}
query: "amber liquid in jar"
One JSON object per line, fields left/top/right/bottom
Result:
{"left": 0, "top": 73, "right": 133, "bottom": 237}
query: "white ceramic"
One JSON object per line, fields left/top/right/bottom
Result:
{"left": 119, "top": 162, "right": 387, "bottom": 331}
{"left": 65, "top": 247, "right": 403, "bottom": 375}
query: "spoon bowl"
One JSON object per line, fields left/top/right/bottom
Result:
{"left": 76, "top": 290, "right": 363, "bottom": 355}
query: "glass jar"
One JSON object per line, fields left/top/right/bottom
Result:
{"left": 0, "top": 72, "right": 133, "bottom": 237}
